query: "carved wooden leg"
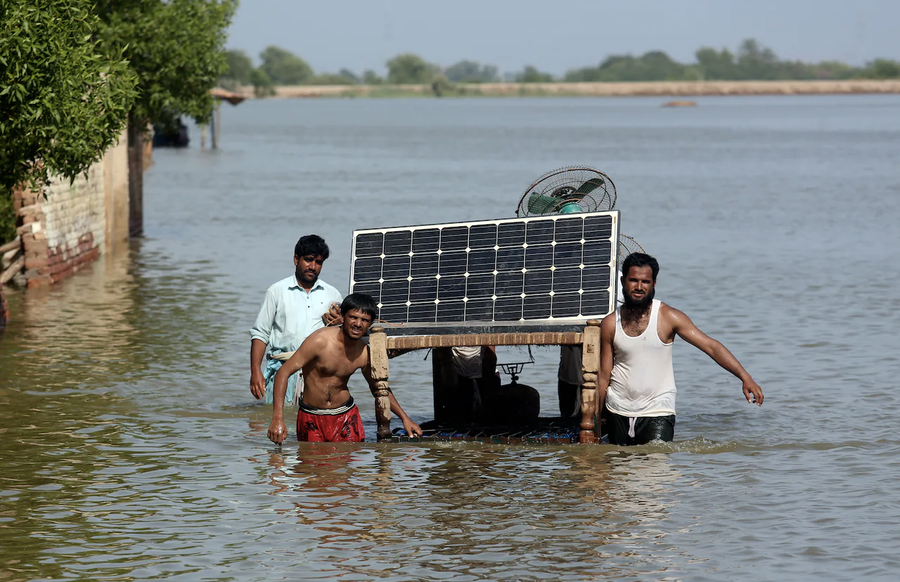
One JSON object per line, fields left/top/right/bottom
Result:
{"left": 580, "top": 320, "right": 602, "bottom": 444}
{"left": 368, "top": 327, "right": 393, "bottom": 441}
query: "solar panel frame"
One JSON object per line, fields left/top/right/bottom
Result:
{"left": 350, "top": 211, "right": 619, "bottom": 335}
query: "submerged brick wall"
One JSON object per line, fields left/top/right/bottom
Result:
{"left": 43, "top": 162, "right": 106, "bottom": 284}
{"left": 14, "top": 166, "right": 103, "bottom": 287}
{"left": 10, "top": 134, "right": 129, "bottom": 288}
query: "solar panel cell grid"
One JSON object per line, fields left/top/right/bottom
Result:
{"left": 350, "top": 211, "right": 618, "bottom": 329}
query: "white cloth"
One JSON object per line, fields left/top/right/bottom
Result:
{"left": 451, "top": 346, "right": 484, "bottom": 379}
{"left": 270, "top": 351, "right": 305, "bottom": 405}
{"left": 558, "top": 345, "right": 583, "bottom": 385}
{"left": 606, "top": 299, "right": 677, "bottom": 417}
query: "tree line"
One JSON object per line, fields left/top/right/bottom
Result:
{"left": 223, "top": 38, "right": 900, "bottom": 95}
{"left": 1, "top": 0, "right": 235, "bottom": 243}
{"left": 221, "top": 49, "right": 503, "bottom": 96}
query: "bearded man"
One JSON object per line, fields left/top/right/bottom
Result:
{"left": 250, "top": 234, "right": 343, "bottom": 405}
{"left": 597, "top": 253, "right": 764, "bottom": 445}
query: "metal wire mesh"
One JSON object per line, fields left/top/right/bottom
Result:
{"left": 516, "top": 166, "right": 617, "bottom": 217}
{"left": 618, "top": 233, "right": 646, "bottom": 264}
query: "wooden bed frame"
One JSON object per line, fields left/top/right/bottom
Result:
{"left": 367, "top": 320, "right": 602, "bottom": 444}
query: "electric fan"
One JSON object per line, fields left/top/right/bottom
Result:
{"left": 515, "top": 166, "right": 617, "bottom": 217}
{"left": 617, "top": 233, "right": 646, "bottom": 264}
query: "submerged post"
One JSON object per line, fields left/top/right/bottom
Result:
{"left": 580, "top": 319, "right": 602, "bottom": 443}
{"left": 368, "top": 326, "right": 393, "bottom": 441}
{"left": 432, "top": 347, "right": 457, "bottom": 425}
{"left": 210, "top": 109, "right": 217, "bottom": 150}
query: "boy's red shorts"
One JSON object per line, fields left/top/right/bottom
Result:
{"left": 296, "top": 398, "right": 365, "bottom": 442}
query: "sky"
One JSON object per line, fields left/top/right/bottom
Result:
{"left": 227, "top": 0, "right": 899, "bottom": 76}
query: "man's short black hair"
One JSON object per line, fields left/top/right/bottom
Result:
{"left": 294, "top": 234, "right": 330, "bottom": 260}
{"left": 341, "top": 292, "right": 377, "bottom": 320}
{"left": 621, "top": 252, "right": 659, "bottom": 281}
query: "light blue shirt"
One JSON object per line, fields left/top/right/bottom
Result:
{"left": 250, "top": 274, "right": 343, "bottom": 355}
{"left": 250, "top": 274, "right": 343, "bottom": 404}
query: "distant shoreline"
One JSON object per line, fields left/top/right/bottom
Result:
{"left": 246, "top": 79, "right": 900, "bottom": 99}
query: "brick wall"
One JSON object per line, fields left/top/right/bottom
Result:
{"left": 45, "top": 162, "right": 106, "bottom": 284}
{"left": 9, "top": 133, "right": 129, "bottom": 288}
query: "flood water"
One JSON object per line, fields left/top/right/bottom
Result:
{"left": 2, "top": 95, "right": 900, "bottom": 580}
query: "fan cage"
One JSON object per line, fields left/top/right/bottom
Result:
{"left": 516, "top": 166, "right": 617, "bottom": 218}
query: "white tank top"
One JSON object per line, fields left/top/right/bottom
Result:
{"left": 606, "top": 299, "right": 677, "bottom": 417}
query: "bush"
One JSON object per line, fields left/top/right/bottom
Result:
{"left": 0, "top": 191, "right": 16, "bottom": 245}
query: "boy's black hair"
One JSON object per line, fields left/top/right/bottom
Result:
{"left": 340, "top": 292, "right": 377, "bottom": 320}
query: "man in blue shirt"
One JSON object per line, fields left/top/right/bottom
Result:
{"left": 250, "top": 235, "right": 343, "bottom": 405}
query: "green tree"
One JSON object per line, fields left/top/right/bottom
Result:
{"left": 637, "top": 51, "right": 685, "bottom": 80}
{"left": 95, "top": 0, "right": 236, "bottom": 128}
{"left": 695, "top": 47, "right": 737, "bottom": 80}
{"left": 563, "top": 66, "right": 602, "bottom": 82}
{"left": 362, "top": 70, "right": 383, "bottom": 85}
{"left": 736, "top": 38, "right": 781, "bottom": 80}
{"left": 597, "top": 55, "right": 635, "bottom": 74}
{"left": 386, "top": 53, "right": 438, "bottom": 84}
{"left": 0, "top": 0, "right": 137, "bottom": 242}
{"left": 250, "top": 67, "right": 275, "bottom": 97}
{"left": 223, "top": 48, "right": 254, "bottom": 86}
{"left": 259, "top": 46, "right": 313, "bottom": 85}
{"left": 585, "top": 52, "right": 687, "bottom": 81}
{"left": 515, "top": 65, "right": 554, "bottom": 83}
{"left": 338, "top": 68, "right": 361, "bottom": 84}
{"left": 863, "top": 58, "right": 900, "bottom": 79}
{"left": 431, "top": 74, "right": 454, "bottom": 97}
{"left": 445, "top": 60, "right": 500, "bottom": 83}
{"left": 93, "top": 0, "right": 235, "bottom": 237}
{"left": 308, "top": 72, "right": 356, "bottom": 85}
{"left": 0, "top": 194, "right": 14, "bottom": 245}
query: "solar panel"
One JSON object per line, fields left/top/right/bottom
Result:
{"left": 350, "top": 211, "right": 619, "bottom": 334}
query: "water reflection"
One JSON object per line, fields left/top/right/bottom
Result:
{"left": 251, "top": 443, "right": 687, "bottom": 580}
{"left": 3, "top": 96, "right": 900, "bottom": 580}
{"left": 0, "top": 251, "right": 144, "bottom": 580}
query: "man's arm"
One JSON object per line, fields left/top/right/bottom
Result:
{"left": 665, "top": 305, "right": 764, "bottom": 406}
{"left": 267, "top": 335, "right": 319, "bottom": 444}
{"left": 322, "top": 302, "right": 343, "bottom": 327}
{"left": 362, "top": 363, "right": 423, "bottom": 437}
{"left": 597, "top": 314, "right": 616, "bottom": 419}
{"left": 387, "top": 392, "right": 423, "bottom": 437}
{"left": 322, "top": 288, "right": 344, "bottom": 326}
{"left": 250, "top": 339, "right": 268, "bottom": 400}
{"left": 250, "top": 288, "right": 277, "bottom": 400}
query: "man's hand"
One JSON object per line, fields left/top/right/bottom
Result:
{"left": 742, "top": 378, "right": 764, "bottom": 406}
{"left": 267, "top": 417, "right": 288, "bottom": 444}
{"left": 402, "top": 417, "right": 423, "bottom": 438}
{"left": 322, "top": 302, "right": 343, "bottom": 326}
{"left": 250, "top": 369, "right": 266, "bottom": 400}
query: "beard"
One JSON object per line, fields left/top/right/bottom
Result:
{"left": 622, "top": 286, "right": 655, "bottom": 311}
{"left": 295, "top": 268, "right": 319, "bottom": 285}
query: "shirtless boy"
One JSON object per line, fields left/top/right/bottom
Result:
{"left": 267, "top": 293, "right": 422, "bottom": 444}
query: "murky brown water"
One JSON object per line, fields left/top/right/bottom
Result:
{"left": 2, "top": 95, "right": 900, "bottom": 580}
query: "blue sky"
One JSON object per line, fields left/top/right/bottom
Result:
{"left": 227, "top": 0, "right": 898, "bottom": 75}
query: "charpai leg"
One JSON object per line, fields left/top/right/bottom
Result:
{"left": 368, "top": 327, "right": 393, "bottom": 441}
{"left": 580, "top": 320, "right": 602, "bottom": 444}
